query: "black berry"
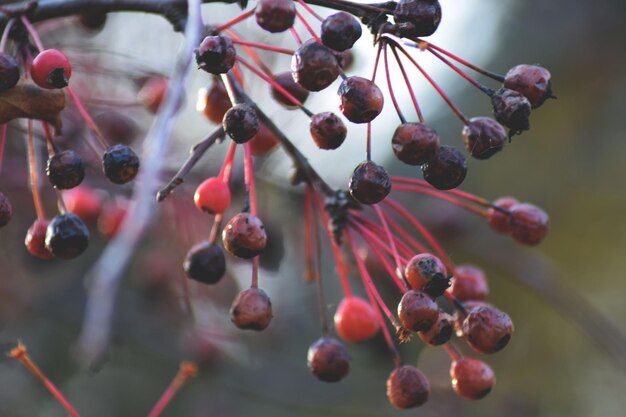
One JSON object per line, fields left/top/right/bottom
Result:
{"left": 45, "top": 213, "right": 90, "bottom": 259}
{"left": 291, "top": 40, "right": 340, "bottom": 92}
{"left": 46, "top": 150, "right": 85, "bottom": 189}
{"left": 222, "top": 104, "right": 260, "bottom": 143}
{"left": 421, "top": 145, "right": 467, "bottom": 190}
{"left": 102, "top": 144, "right": 140, "bottom": 184}
{"left": 0, "top": 53, "right": 20, "bottom": 92}
{"left": 0, "top": 192, "right": 12, "bottom": 227}
{"left": 307, "top": 337, "right": 350, "bottom": 382}
{"left": 349, "top": 160, "right": 391, "bottom": 205}
{"left": 321, "top": 12, "right": 362, "bottom": 52}
{"left": 183, "top": 241, "right": 226, "bottom": 285}
{"left": 309, "top": 112, "right": 347, "bottom": 150}
{"left": 491, "top": 88, "right": 531, "bottom": 136}
{"left": 391, "top": 123, "right": 439, "bottom": 166}
{"left": 338, "top": 76, "right": 384, "bottom": 124}
{"left": 196, "top": 35, "right": 236, "bottom": 75}
{"left": 394, "top": 0, "right": 442, "bottom": 38}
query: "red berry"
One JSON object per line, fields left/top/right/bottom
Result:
{"left": 255, "top": 0, "right": 296, "bottom": 33}
{"left": 222, "top": 212, "right": 267, "bottom": 259}
{"left": 248, "top": 123, "right": 279, "bottom": 155}
{"left": 65, "top": 186, "right": 103, "bottom": 223}
{"left": 386, "top": 365, "right": 430, "bottom": 409}
{"left": 348, "top": 160, "right": 391, "bottom": 205}
{"left": 333, "top": 296, "right": 380, "bottom": 343}
{"left": 504, "top": 64, "right": 552, "bottom": 109}
{"left": 418, "top": 311, "right": 453, "bottom": 345}
{"left": 486, "top": 196, "right": 518, "bottom": 234}
{"left": 198, "top": 78, "right": 232, "bottom": 124}
{"left": 25, "top": 219, "right": 54, "bottom": 260}
{"left": 462, "top": 304, "right": 513, "bottom": 354}
{"left": 508, "top": 202, "right": 549, "bottom": 246}
{"left": 98, "top": 200, "right": 127, "bottom": 239}
{"left": 291, "top": 40, "right": 340, "bottom": 92}
{"left": 194, "top": 177, "right": 231, "bottom": 214}
{"left": 448, "top": 264, "right": 489, "bottom": 302}
{"left": 0, "top": 192, "right": 12, "bottom": 227}
{"left": 138, "top": 76, "right": 168, "bottom": 113}
{"left": 230, "top": 287, "right": 273, "bottom": 331}
{"left": 31, "top": 49, "right": 72, "bottom": 89}
{"left": 462, "top": 117, "right": 507, "bottom": 160}
{"left": 309, "top": 112, "right": 347, "bottom": 150}
{"left": 450, "top": 357, "right": 495, "bottom": 400}
{"left": 391, "top": 123, "right": 440, "bottom": 166}
{"left": 404, "top": 253, "right": 448, "bottom": 297}
{"left": 307, "top": 337, "right": 350, "bottom": 382}
{"left": 397, "top": 290, "right": 438, "bottom": 332}
{"left": 338, "top": 76, "right": 384, "bottom": 124}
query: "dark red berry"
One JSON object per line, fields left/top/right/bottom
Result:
{"left": 0, "top": 192, "right": 12, "bottom": 227}
{"left": 195, "top": 35, "right": 236, "bottom": 75}
{"left": 462, "top": 117, "right": 507, "bottom": 160}
{"left": 291, "top": 40, "right": 340, "bottom": 92}
{"left": 386, "top": 365, "right": 430, "bottom": 408}
{"left": 504, "top": 64, "right": 552, "bottom": 109}
{"left": 98, "top": 200, "right": 127, "bottom": 239}
{"left": 0, "top": 53, "right": 20, "bottom": 92}
{"left": 307, "top": 337, "right": 350, "bottom": 382}
{"left": 491, "top": 88, "right": 531, "bottom": 135}
{"left": 321, "top": 12, "right": 362, "bottom": 52}
{"left": 45, "top": 213, "right": 89, "bottom": 259}
{"left": 391, "top": 123, "right": 439, "bottom": 166}
{"left": 338, "top": 76, "right": 384, "bottom": 124}
{"left": 183, "top": 241, "right": 226, "bottom": 285}
{"left": 462, "top": 304, "right": 513, "bottom": 354}
{"left": 309, "top": 112, "right": 347, "bottom": 150}
{"left": 418, "top": 311, "right": 453, "bottom": 345}
{"left": 397, "top": 290, "right": 438, "bottom": 332}
{"left": 448, "top": 264, "right": 489, "bottom": 302}
{"left": 94, "top": 111, "right": 138, "bottom": 145}
{"left": 508, "top": 202, "right": 549, "bottom": 246}
{"left": 102, "top": 144, "right": 140, "bottom": 184}
{"left": 223, "top": 104, "right": 260, "bottom": 144}
{"left": 31, "top": 49, "right": 72, "bottom": 89}
{"left": 230, "top": 287, "right": 273, "bottom": 331}
{"left": 404, "top": 253, "right": 449, "bottom": 297}
{"left": 336, "top": 50, "right": 354, "bottom": 70}
{"left": 255, "top": 0, "right": 296, "bottom": 33}
{"left": 394, "top": 0, "right": 442, "bottom": 38}
{"left": 138, "top": 76, "right": 168, "bottom": 113}
{"left": 25, "top": 219, "right": 54, "bottom": 260}
{"left": 249, "top": 123, "right": 279, "bottom": 155}
{"left": 46, "top": 150, "right": 85, "bottom": 190}
{"left": 199, "top": 78, "right": 232, "bottom": 124}
{"left": 348, "top": 160, "right": 391, "bottom": 205}
{"left": 450, "top": 357, "right": 495, "bottom": 400}
{"left": 421, "top": 145, "right": 467, "bottom": 190}
{"left": 222, "top": 212, "right": 267, "bottom": 259}
{"left": 487, "top": 196, "right": 518, "bottom": 234}
{"left": 271, "top": 71, "right": 310, "bottom": 108}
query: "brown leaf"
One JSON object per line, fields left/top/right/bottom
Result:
{"left": 0, "top": 79, "right": 65, "bottom": 129}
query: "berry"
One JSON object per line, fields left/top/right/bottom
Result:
{"left": 0, "top": 192, "right": 12, "bottom": 227}
{"left": 487, "top": 196, "right": 518, "bottom": 235}
{"left": 448, "top": 264, "right": 489, "bottom": 302}
{"left": 391, "top": 123, "right": 440, "bottom": 166}
{"left": 338, "top": 76, "right": 384, "bottom": 124}
{"left": 309, "top": 112, "right": 347, "bottom": 150}
{"left": 194, "top": 177, "right": 231, "bottom": 214}
{"left": 183, "top": 241, "right": 226, "bottom": 284}
{"left": 491, "top": 88, "right": 531, "bottom": 135}
{"left": 291, "top": 40, "right": 340, "bottom": 92}
{"left": 307, "top": 337, "right": 350, "bottom": 382}
{"left": 508, "top": 202, "right": 549, "bottom": 246}
{"left": 78, "top": 12, "right": 107, "bottom": 31}
{"left": 94, "top": 111, "right": 138, "bottom": 145}
{"left": 195, "top": 35, "right": 236, "bottom": 75}
{"left": 138, "top": 76, "right": 168, "bottom": 113}
{"left": 255, "top": 0, "right": 296, "bottom": 33}
{"left": 0, "top": 53, "right": 20, "bottom": 92}
{"left": 418, "top": 311, "right": 453, "bottom": 345}
{"left": 421, "top": 145, "right": 467, "bottom": 190}
{"left": 98, "top": 200, "right": 127, "bottom": 239}
{"left": 271, "top": 71, "right": 309, "bottom": 108}
{"left": 504, "top": 64, "right": 552, "bottom": 109}
{"left": 320, "top": 12, "right": 362, "bottom": 52}
{"left": 462, "top": 117, "right": 507, "bottom": 160}
{"left": 394, "top": 0, "right": 442, "bottom": 38}
{"left": 45, "top": 213, "right": 90, "bottom": 259}
{"left": 386, "top": 365, "right": 430, "bottom": 409}
{"left": 25, "top": 219, "right": 54, "bottom": 260}
{"left": 46, "top": 150, "right": 85, "bottom": 190}
{"left": 31, "top": 49, "right": 72, "bottom": 89}
{"left": 404, "top": 253, "right": 449, "bottom": 297}
{"left": 102, "top": 144, "right": 140, "bottom": 184}
{"left": 336, "top": 50, "right": 354, "bottom": 70}
{"left": 397, "top": 290, "right": 438, "bottom": 332}
{"left": 450, "top": 357, "right": 495, "bottom": 400}
{"left": 462, "top": 304, "right": 513, "bottom": 354}
{"left": 334, "top": 296, "right": 380, "bottom": 343}
{"left": 199, "top": 78, "right": 232, "bottom": 123}
{"left": 222, "top": 104, "right": 260, "bottom": 143}
{"left": 222, "top": 212, "right": 267, "bottom": 258}
{"left": 64, "top": 186, "right": 103, "bottom": 223}
{"left": 249, "top": 123, "right": 279, "bottom": 155}
{"left": 230, "top": 287, "right": 273, "bottom": 331}
{"left": 349, "top": 160, "right": 391, "bottom": 205}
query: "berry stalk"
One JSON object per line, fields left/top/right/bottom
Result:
{"left": 26, "top": 120, "right": 45, "bottom": 220}
{"left": 147, "top": 362, "right": 198, "bottom": 417}
{"left": 215, "top": 8, "right": 255, "bottom": 33}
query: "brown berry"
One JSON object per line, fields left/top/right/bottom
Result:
{"left": 392, "top": 123, "right": 439, "bottom": 166}
{"left": 223, "top": 104, "right": 260, "bottom": 144}
{"left": 504, "top": 64, "right": 553, "bottom": 109}
{"left": 462, "top": 117, "right": 507, "bottom": 160}
{"left": 486, "top": 196, "right": 518, "bottom": 234}
{"left": 271, "top": 71, "right": 310, "bottom": 108}
{"left": 508, "top": 202, "right": 549, "bottom": 246}
{"left": 222, "top": 212, "right": 267, "bottom": 258}
{"left": 291, "top": 40, "right": 340, "bottom": 92}
{"left": 418, "top": 311, "right": 453, "bottom": 345}
{"left": 386, "top": 365, "right": 430, "bottom": 409}
{"left": 404, "top": 253, "right": 449, "bottom": 297}
{"left": 0, "top": 192, "right": 12, "bottom": 227}
{"left": 394, "top": 0, "right": 442, "bottom": 38}
{"left": 338, "top": 76, "right": 384, "bottom": 124}
{"left": 25, "top": 219, "right": 54, "bottom": 260}
{"left": 309, "top": 112, "right": 347, "bottom": 150}
{"left": 421, "top": 145, "right": 467, "bottom": 190}
{"left": 255, "top": 0, "right": 296, "bottom": 33}
{"left": 199, "top": 78, "right": 232, "bottom": 124}
{"left": 397, "top": 290, "right": 438, "bottom": 332}
{"left": 137, "top": 76, "right": 168, "bottom": 113}
{"left": 491, "top": 88, "right": 531, "bottom": 135}
{"left": 230, "top": 287, "right": 273, "bottom": 331}
{"left": 449, "top": 264, "right": 489, "bottom": 302}
{"left": 196, "top": 35, "right": 236, "bottom": 75}
{"left": 348, "top": 160, "right": 391, "bottom": 205}
{"left": 307, "top": 337, "right": 350, "bottom": 382}
{"left": 462, "top": 304, "right": 513, "bottom": 354}
{"left": 450, "top": 357, "right": 495, "bottom": 400}
{"left": 249, "top": 123, "right": 279, "bottom": 155}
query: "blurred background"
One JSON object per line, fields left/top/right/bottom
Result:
{"left": 1, "top": 0, "right": 626, "bottom": 416}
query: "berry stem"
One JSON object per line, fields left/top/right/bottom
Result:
{"left": 289, "top": 27, "right": 303, "bottom": 46}
{"left": 379, "top": 211, "right": 430, "bottom": 255}
{"left": 66, "top": 86, "right": 110, "bottom": 149}
{"left": 443, "top": 343, "right": 463, "bottom": 362}
{"left": 214, "top": 8, "right": 255, "bottom": 33}
{"left": 0, "top": 124, "right": 6, "bottom": 174}
{"left": 350, "top": 213, "right": 415, "bottom": 260}
{"left": 146, "top": 362, "right": 198, "bottom": 417}
{"left": 392, "top": 184, "right": 488, "bottom": 217}
{"left": 426, "top": 45, "right": 494, "bottom": 96}
{"left": 230, "top": 38, "right": 295, "bottom": 55}
{"left": 383, "top": 43, "right": 406, "bottom": 124}
{"left": 219, "top": 141, "right": 238, "bottom": 182}
{"left": 243, "top": 142, "right": 257, "bottom": 216}
{"left": 208, "top": 213, "right": 223, "bottom": 245}
{"left": 0, "top": 17, "right": 15, "bottom": 52}
{"left": 9, "top": 343, "right": 81, "bottom": 417}
{"left": 295, "top": 10, "right": 322, "bottom": 43}
{"left": 226, "top": 30, "right": 274, "bottom": 76}
{"left": 373, "top": 204, "right": 404, "bottom": 280}
{"left": 389, "top": 44, "right": 424, "bottom": 123}
{"left": 20, "top": 16, "right": 44, "bottom": 52}
{"left": 391, "top": 176, "right": 491, "bottom": 207}
{"left": 296, "top": 0, "right": 323, "bottom": 21}
{"left": 26, "top": 120, "right": 45, "bottom": 220}
{"left": 304, "top": 185, "right": 319, "bottom": 283}
{"left": 41, "top": 122, "right": 60, "bottom": 154}
{"left": 251, "top": 256, "right": 260, "bottom": 288}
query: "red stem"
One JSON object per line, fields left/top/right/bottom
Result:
{"left": 219, "top": 141, "right": 238, "bottom": 182}
{"left": 215, "top": 8, "right": 255, "bottom": 32}
{"left": 231, "top": 38, "right": 295, "bottom": 55}
{"left": 391, "top": 176, "right": 491, "bottom": 207}
{"left": 147, "top": 362, "right": 198, "bottom": 417}
{"left": 373, "top": 204, "right": 403, "bottom": 278}
{"left": 350, "top": 213, "right": 414, "bottom": 261}
{"left": 295, "top": 10, "right": 321, "bottom": 43}
{"left": 389, "top": 44, "right": 424, "bottom": 123}
{"left": 296, "top": 0, "right": 323, "bottom": 21}
{"left": 383, "top": 43, "right": 406, "bottom": 124}
{"left": 289, "top": 27, "right": 303, "bottom": 45}
{"left": 0, "top": 124, "right": 6, "bottom": 174}
{"left": 66, "top": 86, "right": 109, "bottom": 149}
{"left": 27, "top": 120, "right": 45, "bottom": 220}
{"left": 392, "top": 184, "right": 488, "bottom": 217}
{"left": 381, "top": 211, "right": 429, "bottom": 254}
{"left": 443, "top": 343, "right": 463, "bottom": 362}
{"left": 20, "top": 16, "right": 44, "bottom": 52}
{"left": 427, "top": 46, "right": 493, "bottom": 95}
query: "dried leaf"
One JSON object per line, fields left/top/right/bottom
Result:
{"left": 0, "top": 79, "right": 65, "bottom": 129}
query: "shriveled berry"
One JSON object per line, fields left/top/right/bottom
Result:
{"left": 307, "top": 337, "right": 350, "bottom": 382}
{"left": 222, "top": 212, "right": 267, "bottom": 258}
{"left": 194, "top": 177, "right": 231, "bottom": 214}
{"left": 452, "top": 300, "right": 486, "bottom": 338}
{"left": 394, "top": 0, "right": 442, "bottom": 38}
{"left": 491, "top": 88, "right": 531, "bottom": 135}
{"left": 249, "top": 123, "right": 279, "bottom": 155}
{"left": 255, "top": 0, "right": 296, "bottom": 33}
{"left": 291, "top": 40, "right": 340, "bottom": 92}
{"left": 199, "top": 78, "right": 232, "bottom": 123}
{"left": 508, "top": 202, "right": 548, "bottom": 246}
{"left": 46, "top": 150, "right": 85, "bottom": 189}
{"left": 138, "top": 76, "right": 168, "bottom": 113}
{"left": 334, "top": 296, "right": 380, "bottom": 343}
{"left": 462, "top": 117, "right": 507, "bottom": 160}
{"left": 487, "top": 196, "right": 518, "bottom": 234}
{"left": 448, "top": 264, "right": 489, "bottom": 302}
{"left": 392, "top": 123, "right": 439, "bottom": 166}
{"left": 338, "top": 76, "right": 384, "bottom": 124}
{"left": 348, "top": 160, "right": 391, "bottom": 205}
{"left": 386, "top": 365, "right": 430, "bottom": 408}
{"left": 196, "top": 35, "right": 236, "bottom": 75}
{"left": 223, "top": 104, "right": 260, "bottom": 144}
{"left": 25, "top": 219, "right": 54, "bottom": 260}
{"left": 271, "top": 71, "right": 310, "bottom": 108}
{"left": 504, "top": 64, "right": 552, "bottom": 109}
{"left": 94, "top": 111, "right": 138, "bottom": 145}
{"left": 419, "top": 311, "right": 453, "bottom": 345}
{"left": 0, "top": 192, "right": 12, "bottom": 227}
{"left": 397, "top": 290, "right": 438, "bottom": 332}
{"left": 462, "top": 304, "right": 513, "bottom": 354}
{"left": 31, "top": 49, "right": 72, "bottom": 89}
{"left": 309, "top": 112, "right": 347, "bottom": 150}
{"left": 102, "top": 144, "right": 140, "bottom": 184}
{"left": 450, "top": 357, "right": 495, "bottom": 400}
{"left": 321, "top": 12, "right": 362, "bottom": 52}
{"left": 0, "top": 53, "right": 20, "bottom": 92}
{"left": 65, "top": 186, "right": 102, "bottom": 223}
{"left": 404, "top": 253, "right": 449, "bottom": 297}
{"left": 183, "top": 241, "right": 226, "bottom": 284}
{"left": 421, "top": 145, "right": 467, "bottom": 190}
{"left": 45, "top": 213, "right": 89, "bottom": 259}
{"left": 230, "top": 287, "right": 273, "bottom": 331}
